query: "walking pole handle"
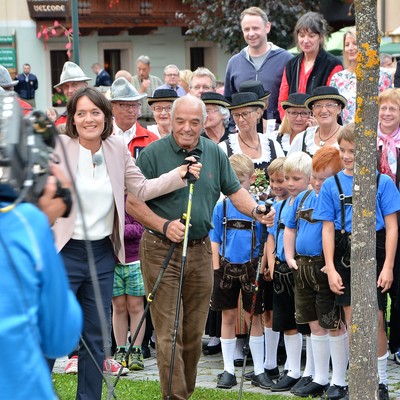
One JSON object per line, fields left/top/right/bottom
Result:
{"left": 182, "top": 154, "right": 200, "bottom": 183}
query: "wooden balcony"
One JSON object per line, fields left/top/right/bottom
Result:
{"left": 29, "top": 0, "right": 196, "bottom": 36}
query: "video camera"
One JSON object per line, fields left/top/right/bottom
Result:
{"left": 0, "top": 92, "right": 57, "bottom": 203}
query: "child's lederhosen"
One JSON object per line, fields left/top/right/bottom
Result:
{"left": 211, "top": 198, "right": 264, "bottom": 315}
{"left": 293, "top": 190, "right": 343, "bottom": 330}
{"left": 272, "top": 199, "right": 300, "bottom": 332}
{"left": 333, "top": 174, "right": 387, "bottom": 311}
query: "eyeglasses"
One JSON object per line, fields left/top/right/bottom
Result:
{"left": 165, "top": 73, "right": 179, "bottom": 77}
{"left": 231, "top": 110, "right": 256, "bottom": 120}
{"left": 191, "top": 85, "right": 213, "bottom": 91}
{"left": 118, "top": 102, "right": 140, "bottom": 110}
{"left": 153, "top": 105, "right": 172, "bottom": 113}
{"left": 312, "top": 103, "right": 339, "bottom": 110}
{"left": 206, "top": 108, "right": 220, "bottom": 115}
{"left": 379, "top": 106, "right": 399, "bottom": 113}
{"left": 286, "top": 110, "right": 310, "bottom": 118}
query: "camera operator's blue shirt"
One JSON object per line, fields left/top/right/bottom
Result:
{"left": 0, "top": 195, "right": 82, "bottom": 399}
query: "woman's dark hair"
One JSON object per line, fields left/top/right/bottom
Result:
{"left": 294, "top": 11, "right": 329, "bottom": 49}
{"left": 66, "top": 87, "right": 113, "bottom": 140}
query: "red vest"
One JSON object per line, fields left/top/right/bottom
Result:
{"left": 127, "top": 123, "right": 159, "bottom": 158}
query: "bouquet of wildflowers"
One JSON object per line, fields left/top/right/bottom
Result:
{"left": 250, "top": 168, "right": 270, "bottom": 201}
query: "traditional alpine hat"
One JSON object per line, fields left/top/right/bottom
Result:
{"left": 228, "top": 92, "right": 266, "bottom": 110}
{"left": 239, "top": 80, "right": 271, "bottom": 101}
{"left": 147, "top": 88, "right": 178, "bottom": 105}
{"left": 200, "top": 92, "right": 230, "bottom": 108}
{"left": 304, "top": 86, "right": 347, "bottom": 110}
{"left": 54, "top": 61, "right": 91, "bottom": 88}
{"left": 109, "top": 77, "right": 147, "bottom": 102}
{"left": 281, "top": 93, "right": 311, "bottom": 110}
{"left": 0, "top": 65, "right": 18, "bottom": 88}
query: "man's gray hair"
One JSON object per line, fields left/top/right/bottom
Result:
{"left": 137, "top": 55, "right": 151, "bottom": 65}
{"left": 171, "top": 95, "right": 207, "bottom": 123}
{"left": 189, "top": 67, "right": 216, "bottom": 89}
{"left": 164, "top": 64, "right": 180, "bottom": 74}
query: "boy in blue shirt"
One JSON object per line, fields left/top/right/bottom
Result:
{"left": 284, "top": 147, "right": 347, "bottom": 398}
{"left": 266, "top": 151, "right": 312, "bottom": 392}
{"left": 313, "top": 123, "right": 400, "bottom": 400}
{"left": 210, "top": 153, "right": 272, "bottom": 390}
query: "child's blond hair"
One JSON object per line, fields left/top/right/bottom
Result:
{"left": 229, "top": 153, "right": 254, "bottom": 181}
{"left": 283, "top": 151, "right": 312, "bottom": 178}
{"left": 267, "top": 156, "right": 286, "bottom": 176}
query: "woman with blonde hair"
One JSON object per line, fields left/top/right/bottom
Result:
{"left": 178, "top": 69, "right": 193, "bottom": 93}
{"left": 330, "top": 26, "right": 392, "bottom": 125}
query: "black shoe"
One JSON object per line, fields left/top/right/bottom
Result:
{"left": 202, "top": 342, "right": 221, "bottom": 355}
{"left": 379, "top": 383, "right": 389, "bottom": 400}
{"left": 265, "top": 366, "right": 280, "bottom": 379}
{"left": 321, "top": 384, "right": 348, "bottom": 400}
{"left": 244, "top": 371, "right": 254, "bottom": 381}
{"left": 251, "top": 372, "right": 274, "bottom": 389}
{"left": 290, "top": 376, "right": 313, "bottom": 393}
{"left": 216, "top": 371, "right": 237, "bottom": 389}
{"left": 270, "top": 373, "right": 300, "bottom": 392}
{"left": 293, "top": 381, "right": 329, "bottom": 397}
{"left": 141, "top": 344, "right": 151, "bottom": 359}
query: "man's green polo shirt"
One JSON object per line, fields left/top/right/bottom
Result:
{"left": 136, "top": 134, "right": 241, "bottom": 239}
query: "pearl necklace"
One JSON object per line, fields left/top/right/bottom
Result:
{"left": 239, "top": 135, "right": 260, "bottom": 151}
{"left": 318, "top": 125, "right": 341, "bottom": 146}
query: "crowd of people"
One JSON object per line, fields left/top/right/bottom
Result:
{"left": 2, "top": 5, "right": 400, "bottom": 400}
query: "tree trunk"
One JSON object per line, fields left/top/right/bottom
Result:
{"left": 350, "top": 0, "right": 380, "bottom": 398}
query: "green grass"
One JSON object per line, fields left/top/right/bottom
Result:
{"left": 52, "top": 373, "right": 298, "bottom": 399}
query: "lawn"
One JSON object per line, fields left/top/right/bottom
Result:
{"left": 52, "top": 374, "right": 299, "bottom": 399}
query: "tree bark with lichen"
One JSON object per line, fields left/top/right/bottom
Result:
{"left": 349, "top": 0, "right": 380, "bottom": 398}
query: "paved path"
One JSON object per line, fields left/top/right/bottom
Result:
{"left": 54, "top": 342, "right": 400, "bottom": 399}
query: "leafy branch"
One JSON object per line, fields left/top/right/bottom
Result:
{"left": 37, "top": 20, "right": 74, "bottom": 59}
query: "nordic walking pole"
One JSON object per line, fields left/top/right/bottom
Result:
{"left": 113, "top": 216, "right": 185, "bottom": 387}
{"left": 238, "top": 201, "right": 272, "bottom": 400}
{"left": 166, "top": 165, "right": 198, "bottom": 400}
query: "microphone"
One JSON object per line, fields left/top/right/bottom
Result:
{"left": 92, "top": 154, "right": 103, "bottom": 166}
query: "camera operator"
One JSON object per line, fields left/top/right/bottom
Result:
{"left": 0, "top": 173, "right": 82, "bottom": 400}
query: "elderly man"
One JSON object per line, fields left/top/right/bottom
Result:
{"left": 54, "top": 61, "right": 92, "bottom": 127}
{"left": 188, "top": 67, "right": 216, "bottom": 98}
{"left": 224, "top": 6, "right": 292, "bottom": 123}
{"left": 126, "top": 95, "right": 269, "bottom": 400}
{"left": 132, "top": 55, "right": 163, "bottom": 127}
{"left": 156, "top": 64, "right": 186, "bottom": 97}
{"left": 110, "top": 77, "right": 158, "bottom": 158}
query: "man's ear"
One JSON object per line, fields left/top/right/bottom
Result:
{"left": 250, "top": 173, "right": 256, "bottom": 184}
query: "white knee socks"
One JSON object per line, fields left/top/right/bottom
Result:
{"left": 264, "top": 327, "right": 280, "bottom": 370}
{"left": 284, "top": 333, "right": 302, "bottom": 379}
{"left": 221, "top": 337, "right": 236, "bottom": 375}
{"left": 249, "top": 335, "right": 265, "bottom": 375}
{"left": 311, "top": 333, "right": 330, "bottom": 385}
